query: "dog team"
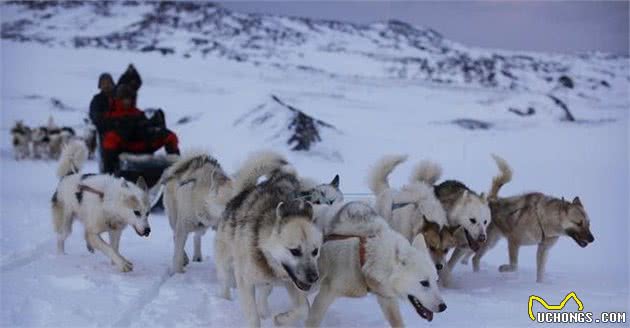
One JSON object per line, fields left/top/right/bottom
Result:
{"left": 10, "top": 118, "right": 96, "bottom": 160}
{"left": 51, "top": 140, "right": 595, "bottom": 327}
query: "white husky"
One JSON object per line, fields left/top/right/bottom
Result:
{"left": 306, "top": 201, "right": 447, "bottom": 327}
{"left": 368, "top": 155, "right": 451, "bottom": 271}
{"left": 51, "top": 141, "right": 151, "bottom": 272}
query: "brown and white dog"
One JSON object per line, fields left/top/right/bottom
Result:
{"left": 467, "top": 157, "right": 595, "bottom": 282}
{"left": 411, "top": 156, "right": 508, "bottom": 287}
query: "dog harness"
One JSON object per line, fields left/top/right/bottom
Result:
{"left": 77, "top": 184, "right": 105, "bottom": 200}
{"left": 391, "top": 202, "right": 416, "bottom": 211}
{"left": 324, "top": 234, "right": 369, "bottom": 267}
{"left": 324, "top": 234, "right": 388, "bottom": 296}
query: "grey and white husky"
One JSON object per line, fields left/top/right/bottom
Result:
{"left": 214, "top": 163, "right": 327, "bottom": 327}
{"left": 159, "top": 150, "right": 287, "bottom": 274}
{"left": 10, "top": 120, "right": 31, "bottom": 160}
{"left": 51, "top": 141, "right": 151, "bottom": 272}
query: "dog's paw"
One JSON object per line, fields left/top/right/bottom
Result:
{"left": 192, "top": 254, "right": 203, "bottom": 262}
{"left": 117, "top": 260, "right": 133, "bottom": 273}
{"left": 86, "top": 244, "right": 94, "bottom": 254}
{"left": 498, "top": 264, "right": 516, "bottom": 272}
{"left": 170, "top": 265, "right": 185, "bottom": 275}
{"left": 258, "top": 303, "right": 271, "bottom": 319}
{"left": 215, "top": 289, "right": 232, "bottom": 300}
{"left": 273, "top": 312, "right": 293, "bottom": 327}
{"left": 274, "top": 308, "right": 305, "bottom": 327}
{"left": 183, "top": 252, "right": 190, "bottom": 267}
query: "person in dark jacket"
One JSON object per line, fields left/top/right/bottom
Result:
{"left": 117, "top": 64, "right": 142, "bottom": 106}
{"left": 100, "top": 84, "right": 180, "bottom": 174}
{"left": 89, "top": 73, "right": 115, "bottom": 132}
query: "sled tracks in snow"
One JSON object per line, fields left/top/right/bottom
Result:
{"left": 113, "top": 267, "right": 172, "bottom": 327}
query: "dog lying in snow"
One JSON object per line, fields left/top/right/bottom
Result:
{"left": 51, "top": 140, "right": 151, "bottom": 272}
{"left": 306, "top": 201, "right": 447, "bottom": 327}
{"left": 368, "top": 155, "right": 455, "bottom": 272}
{"left": 461, "top": 156, "right": 595, "bottom": 282}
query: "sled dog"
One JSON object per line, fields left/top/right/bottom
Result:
{"left": 10, "top": 121, "right": 31, "bottom": 160}
{"left": 306, "top": 201, "right": 447, "bottom": 327}
{"left": 409, "top": 157, "right": 502, "bottom": 286}
{"left": 160, "top": 150, "right": 286, "bottom": 273}
{"left": 368, "top": 155, "right": 454, "bottom": 271}
{"left": 215, "top": 163, "right": 327, "bottom": 327}
{"left": 469, "top": 157, "right": 594, "bottom": 282}
{"left": 51, "top": 140, "right": 151, "bottom": 272}
{"left": 31, "top": 126, "right": 49, "bottom": 159}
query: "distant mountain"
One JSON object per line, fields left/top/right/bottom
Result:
{"left": 2, "top": 1, "right": 627, "bottom": 100}
{"left": 234, "top": 95, "right": 341, "bottom": 157}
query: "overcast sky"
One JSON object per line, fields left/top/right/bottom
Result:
{"left": 220, "top": 1, "right": 629, "bottom": 55}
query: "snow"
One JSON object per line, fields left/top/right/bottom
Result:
{"left": 1, "top": 37, "right": 629, "bottom": 327}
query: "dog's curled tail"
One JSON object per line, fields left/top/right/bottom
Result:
{"left": 233, "top": 150, "right": 288, "bottom": 194}
{"left": 56, "top": 140, "right": 88, "bottom": 179}
{"left": 488, "top": 154, "right": 512, "bottom": 200}
{"left": 410, "top": 160, "right": 442, "bottom": 185}
{"left": 368, "top": 155, "right": 408, "bottom": 195}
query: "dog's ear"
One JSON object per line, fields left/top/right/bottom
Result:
{"left": 136, "top": 176, "right": 148, "bottom": 192}
{"left": 445, "top": 225, "right": 460, "bottom": 235}
{"left": 412, "top": 234, "right": 428, "bottom": 253}
{"left": 572, "top": 196, "right": 582, "bottom": 206}
{"left": 330, "top": 174, "right": 340, "bottom": 189}
{"left": 422, "top": 219, "right": 439, "bottom": 233}
{"left": 275, "top": 202, "right": 286, "bottom": 219}
{"left": 300, "top": 201, "right": 314, "bottom": 221}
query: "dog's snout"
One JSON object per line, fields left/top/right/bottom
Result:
{"left": 435, "top": 263, "right": 443, "bottom": 271}
{"left": 478, "top": 234, "right": 487, "bottom": 242}
{"left": 438, "top": 303, "right": 447, "bottom": 312}
{"left": 143, "top": 227, "right": 151, "bottom": 236}
{"left": 306, "top": 271, "right": 319, "bottom": 284}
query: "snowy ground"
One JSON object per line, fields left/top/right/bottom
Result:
{"left": 1, "top": 41, "right": 629, "bottom": 327}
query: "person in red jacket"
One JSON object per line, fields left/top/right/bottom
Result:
{"left": 101, "top": 84, "right": 180, "bottom": 174}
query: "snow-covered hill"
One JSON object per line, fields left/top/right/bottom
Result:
{"left": 1, "top": 2, "right": 629, "bottom": 328}
{"left": 2, "top": 1, "right": 628, "bottom": 99}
